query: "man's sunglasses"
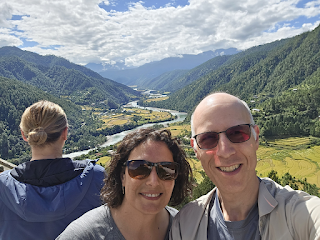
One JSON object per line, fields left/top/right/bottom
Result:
{"left": 193, "top": 124, "right": 253, "bottom": 150}
{"left": 123, "top": 160, "right": 179, "bottom": 180}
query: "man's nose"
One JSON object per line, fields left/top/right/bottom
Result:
{"left": 215, "top": 133, "right": 236, "bottom": 158}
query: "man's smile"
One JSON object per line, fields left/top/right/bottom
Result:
{"left": 218, "top": 164, "right": 241, "bottom": 172}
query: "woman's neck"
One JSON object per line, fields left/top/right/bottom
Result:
{"left": 30, "top": 144, "right": 63, "bottom": 161}
{"left": 110, "top": 205, "right": 169, "bottom": 240}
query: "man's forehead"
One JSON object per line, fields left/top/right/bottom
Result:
{"left": 193, "top": 95, "right": 250, "bottom": 131}
{"left": 202, "top": 93, "right": 239, "bottom": 106}
{"left": 197, "top": 95, "right": 240, "bottom": 112}
{"left": 195, "top": 102, "right": 240, "bottom": 122}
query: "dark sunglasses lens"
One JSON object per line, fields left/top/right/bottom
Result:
{"left": 226, "top": 125, "right": 251, "bottom": 143}
{"left": 196, "top": 132, "right": 219, "bottom": 149}
{"left": 127, "top": 160, "right": 151, "bottom": 179}
{"left": 157, "top": 163, "right": 179, "bottom": 180}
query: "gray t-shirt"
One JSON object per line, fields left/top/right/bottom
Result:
{"left": 207, "top": 191, "right": 260, "bottom": 240}
{"left": 56, "top": 204, "right": 178, "bottom": 240}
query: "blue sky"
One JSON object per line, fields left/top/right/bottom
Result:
{"left": 99, "top": 0, "right": 190, "bottom": 12}
{"left": 0, "top": 0, "right": 319, "bottom": 67}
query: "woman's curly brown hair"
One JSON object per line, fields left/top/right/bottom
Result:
{"left": 101, "top": 128, "right": 192, "bottom": 208}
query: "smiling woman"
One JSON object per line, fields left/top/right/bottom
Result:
{"left": 57, "top": 128, "right": 193, "bottom": 240}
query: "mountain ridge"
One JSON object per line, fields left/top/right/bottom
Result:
{"left": 0, "top": 46, "right": 140, "bottom": 108}
{"left": 96, "top": 48, "right": 240, "bottom": 87}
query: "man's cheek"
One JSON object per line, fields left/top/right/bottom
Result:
{"left": 205, "top": 150, "right": 215, "bottom": 155}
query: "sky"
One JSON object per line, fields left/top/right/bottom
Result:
{"left": 0, "top": 0, "right": 320, "bottom": 68}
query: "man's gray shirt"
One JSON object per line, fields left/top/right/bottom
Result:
{"left": 208, "top": 191, "right": 260, "bottom": 240}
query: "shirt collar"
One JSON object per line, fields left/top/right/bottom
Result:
{"left": 258, "top": 180, "right": 278, "bottom": 216}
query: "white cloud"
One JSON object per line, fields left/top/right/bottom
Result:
{"left": 0, "top": 3, "right": 13, "bottom": 28}
{"left": 0, "top": 29, "right": 23, "bottom": 47}
{"left": 1, "top": 0, "right": 320, "bottom": 66}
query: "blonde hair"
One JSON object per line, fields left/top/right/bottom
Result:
{"left": 20, "top": 100, "right": 68, "bottom": 146}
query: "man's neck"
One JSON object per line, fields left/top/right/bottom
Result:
{"left": 217, "top": 177, "right": 260, "bottom": 221}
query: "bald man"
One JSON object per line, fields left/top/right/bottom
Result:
{"left": 170, "top": 92, "right": 320, "bottom": 240}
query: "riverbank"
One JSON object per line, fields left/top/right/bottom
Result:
{"left": 63, "top": 102, "right": 187, "bottom": 158}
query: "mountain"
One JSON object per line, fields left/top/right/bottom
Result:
{"left": 142, "top": 27, "right": 319, "bottom": 112}
{"left": 141, "top": 24, "right": 320, "bottom": 139}
{"left": 0, "top": 47, "right": 140, "bottom": 108}
{"left": 146, "top": 54, "right": 234, "bottom": 92}
{"left": 145, "top": 69, "right": 189, "bottom": 91}
{"left": 96, "top": 48, "right": 240, "bottom": 87}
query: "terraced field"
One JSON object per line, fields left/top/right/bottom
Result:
{"left": 98, "top": 156, "right": 111, "bottom": 166}
{"left": 256, "top": 143, "right": 320, "bottom": 187}
{"left": 98, "top": 108, "right": 173, "bottom": 129}
{"left": 145, "top": 96, "right": 169, "bottom": 102}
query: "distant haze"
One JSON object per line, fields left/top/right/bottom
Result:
{"left": 90, "top": 48, "right": 239, "bottom": 88}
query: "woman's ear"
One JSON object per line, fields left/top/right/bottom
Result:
{"left": 61, "top": 127, "right": 68, "bottom": 141}
{"left": 21, "top": 130, "right": 28, "bottom": 142}
{"left": 121, "top": 167, "right": 126, "bottom": 187}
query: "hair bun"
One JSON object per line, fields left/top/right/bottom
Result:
{"left": 36, "top": 127, "right": 45, "bottom": 132}
{"left": 27, "top": 127, "right": 47, "bottom": 145}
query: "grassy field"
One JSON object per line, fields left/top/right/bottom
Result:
{"left": 144, "top": 96, "right": 169, "bottom": 102}
{"left": 167, "top": 125, "right": 191, "bottom": 136}
{"left": 98, "top": 156, "right": 111, "bottom": 166}
{"left": 256, "top": 143, "right": 320, "bottom": 187}
{"left": 98, "top": 107, "right": 173, "bottom": 129}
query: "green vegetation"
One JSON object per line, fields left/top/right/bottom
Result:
{"left": 2, "top": 23, "right": 320, "bottom": 204}
{"left": 144, "top": 96, "right": 169, "bottom": 102}
{"left": 98, "top": 107, "right": 173, "bottom": 129}
{"left": 152, "top": 55, "right": 233, "bottom": 93}
{"left": 256, "top": 142, "right": 320, "bottom": 188}
{"left": 252, "top": 85, "right": 320, "bottom": 139}
{"left": 0, "top": 46, "right": 140, "bottom": 108}
{"left": 73, "top": 145, "right": 116, "bottom": 165}
{"left": 139, "top": 24, "right": 320, "bottom": 145}
{"left": 145, "top": 69, "right": 188, "bottom": 92}
{"left": 140, "top": 25, "right": 320, "bottom": 113}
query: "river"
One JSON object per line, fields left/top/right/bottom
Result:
{"left": 63, "top": 102, "right": 187, "bottom": 158}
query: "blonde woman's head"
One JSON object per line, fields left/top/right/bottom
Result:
{"left": 20, "top": 100, "right": 68, "bottom": 146}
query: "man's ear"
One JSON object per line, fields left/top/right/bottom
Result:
{"left": 190, "top": 138, "right": 197, "bottom": 153}
{"left": 253, "top": 125, "right": 260, "bottom": 149}
{"left": 21, "top": 130, "right": 28, "bottom": 142}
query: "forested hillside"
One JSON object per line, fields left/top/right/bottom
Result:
{"left": 140, "top": 24, "right": 320, "bottom": 139}
{"left": 0, "top": 47, "right": 140, "bottom": 108}
{"left": 145, "top": 54, "right": 234, "bottom": 92}
{"left": 254, "top": 83, "right": 320, "bottom": 139}
{"left": 146, "top": 69, "right": 188, "bottom": 91}
{"left": 0, "top": 76, "right": 106, "bottom": 163}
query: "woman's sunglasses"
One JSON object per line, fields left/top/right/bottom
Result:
{"left": 193, "top": 124, "right": 253, "bottom": 150}
{"left": 123, "top": 160, "right": 179, "bottom": 180}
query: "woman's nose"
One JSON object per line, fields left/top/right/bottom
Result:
{"left": 146, "top": 167, "right": 160, "bottom": 186}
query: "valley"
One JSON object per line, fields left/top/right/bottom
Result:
{"left": 1, "top": 24, "right": 320, "bottom": 197}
